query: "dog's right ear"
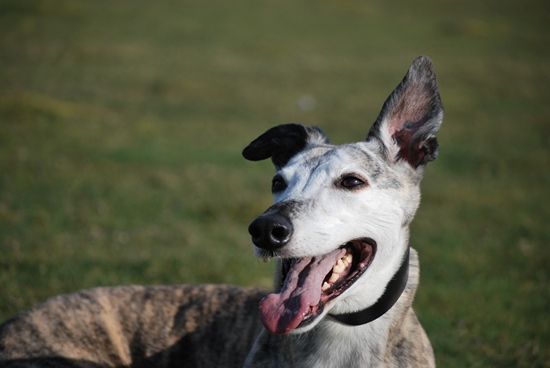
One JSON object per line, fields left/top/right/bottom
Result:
{"left": 243, "top": 123, "right": 329, "bottom": 169}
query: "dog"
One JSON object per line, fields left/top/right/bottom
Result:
{"left": 0, "top": 56, "right": 442, "bottom": 367}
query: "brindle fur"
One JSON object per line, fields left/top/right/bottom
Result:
{"left": 0, "top": 285, "right": 266, "bottom": 367}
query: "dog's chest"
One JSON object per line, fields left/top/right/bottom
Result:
{"left": 283, "top": 322, "right": 389, "bottom": 368}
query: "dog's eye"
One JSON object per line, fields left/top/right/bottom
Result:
{"left": 340, "top": 176, "right": 365, "bottom": 189}
{"left": 271, "top": 176, "right": 287, "bottom": 193}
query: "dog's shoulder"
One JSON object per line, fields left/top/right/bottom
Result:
{"left": 384, "top": 308, "right": 435, "bottom": 368}
{"left": 383, "top": 249, "right": 436, "bottom": 367}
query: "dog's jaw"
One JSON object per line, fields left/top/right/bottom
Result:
{"left": 258, "top": 239, "right": 376, "bottom": 335}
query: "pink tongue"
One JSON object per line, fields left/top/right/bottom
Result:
{"left": 259, "top": 248, "right": 346, "bottom": 334}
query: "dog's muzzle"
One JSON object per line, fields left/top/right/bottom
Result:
{"left": 248, "top": 213, "right": 293, "bottom": 251}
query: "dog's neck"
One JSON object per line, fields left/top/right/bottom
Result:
{"left": 291, "top": 249, "right": 420, "bottom": 367}
{"left": 245, "top": 249, "right": 422, "bottom": 368}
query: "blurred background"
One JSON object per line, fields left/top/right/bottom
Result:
{"left": 0, "top": 0, "right": 548, "bottom": 366}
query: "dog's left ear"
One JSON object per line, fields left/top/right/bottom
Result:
{"left": 243, "top": 123, "right": 329, "bottom": 169}
{"left": 367, "top": 56, "right": 444, "bottom": 168}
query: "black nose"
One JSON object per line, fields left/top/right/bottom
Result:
{"left": 248, "top": 214, "right": 293, "bottom": 251}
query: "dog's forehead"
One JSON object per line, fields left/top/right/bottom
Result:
{"left": 282, "top": 142, "right": 387, "bottom": 178}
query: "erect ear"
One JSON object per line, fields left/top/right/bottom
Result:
{"left": 242, "top": 123, "right": 329, "bottom": 169}
{"left": 367, "top": 56, "right": 444, "bottom": 168}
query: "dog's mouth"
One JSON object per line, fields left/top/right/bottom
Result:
{"left": 259, "top": 238, "right": 376, "bottom": 335}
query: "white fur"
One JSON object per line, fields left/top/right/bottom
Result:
{"left": 254, "top": 140, "right": 419, "bottom": 329}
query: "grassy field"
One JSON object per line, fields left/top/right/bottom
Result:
{"left": 1, "top": 0, "right": 548, "bottom": 366}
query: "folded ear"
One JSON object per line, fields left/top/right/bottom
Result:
{"left": 242, "top": 123, "right": 329, "bottom": 169}
{"left": 367, "top": 56, "right": 444, "bottom": 168}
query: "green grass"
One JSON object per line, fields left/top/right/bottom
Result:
{"left": 1, "top": 0, "right": 549, "bottom": 366}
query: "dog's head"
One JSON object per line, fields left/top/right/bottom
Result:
{"left": 243, "top": 56, "right": 443, "bottom": 335}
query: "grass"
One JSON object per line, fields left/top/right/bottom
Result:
{"left": 1, "top": 0, "right": 549, "bottom": 366}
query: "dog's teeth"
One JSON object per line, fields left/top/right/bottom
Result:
{"left": 328, "top": 272, "right": 340, "bottom": 283}
{"left": 344, "top": 253, "right": 353, "bottom": 264}
{"left": 333, "top": 260, "right": 346, "bottom": 273}
{"left": 321, "top": 282, "right": 330, "bottom": 291}
{"left": 341, "top": 254, "right": 352, "bottom": 267}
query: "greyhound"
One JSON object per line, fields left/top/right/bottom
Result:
{"left": 0, "top": 56, "right": 442, "bottom": 367}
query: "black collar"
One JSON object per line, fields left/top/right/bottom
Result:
{"left": 329, "top": 245, "right": 410, "bottom": 326}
